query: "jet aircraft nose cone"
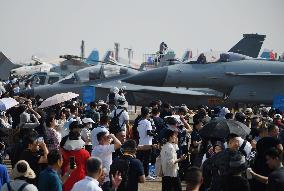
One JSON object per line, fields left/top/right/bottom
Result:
{"left": 123, "top": 67, "right": 168, "bottom": 86}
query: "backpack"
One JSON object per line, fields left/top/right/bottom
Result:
{"left": 109, "top": 110, "right": 124, "bottom": 134}
{"left": 110, "top": 157, "right": 131, "bottom": 191}
{"left": 7, "top": 182, "right": 29, "bottom": 191}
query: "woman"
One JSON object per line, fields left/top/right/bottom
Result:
{"left": 45, "top": 115, "right": 60, "bottom": 151}
{"left": 1, "top": 160, "right": 38, "bottom": 191}
{"left": 60, "top": 121, "right": 90, "bottom": 191}
{"left": 161, "top": 129, "right": 185, "bottom": 191}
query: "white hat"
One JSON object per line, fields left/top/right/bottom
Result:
{"left": 245, "top": 108, "right": 253, "bottom": 114}
{"left": 274, "top": 114, "right": 282, "bottom": 119}
{"left": 11, "top": 160, "right": 36, "bottom": 179}
{"left": 82, "top": 118, "right": 95, "bottom": 124}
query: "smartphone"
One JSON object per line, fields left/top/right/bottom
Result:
{"left": 69, "top": 156, "right": 75, "bottom": 169}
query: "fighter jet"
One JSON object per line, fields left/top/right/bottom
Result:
{"left": 10, "top": 50, "right": 107, "bottom": 77}
{"left": 24, "top": 64, "right": 223, "bottom": 107}
{"left": 123, "top": 52, "right": 284, "bottom": 104}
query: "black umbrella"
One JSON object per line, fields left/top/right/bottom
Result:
{"left": 199, "top": 119, "right": 251, "bottom": 139}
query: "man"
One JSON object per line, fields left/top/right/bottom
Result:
{"left": 85, "top": 102, "right": 100, "bottom": 126}
{"left": 92, "top": 132, "right": 121, "bottom": 190}
{"left": 38, "top": 150, "right": 72, "bottom": 191}
{"left": 109, "top": 97, "right": 130, "bottom": 134}
{"left": 207, "top": 133, "right": 242, "bottom": 191}
{"left": 91, "top": 115, "right": 110, "bottom": 147}
{"left": 252, "top": 124, "right": 283, "bottom": 191}
{"left": 20, "top": 134, "right": 48, "bottom": 183}
{"left": 110, "top": 140, "right": 145, "bottom": 191}
{"left": 113, "top": 129, "right": 127, "bottom": 160}
{"left": 72, "top": 157, "right": 122, "bottom": 191}
{"left": 71, "top": 157, "right": 103, "bottom": 191}
{"left": 185, "top": 167, "right": 203, "bottom": 191}
{"left": 250, "top": 148, "right": 284, "bottom": 191}
{"left": 136, "top": 107, "right": 155, "bottom": 180}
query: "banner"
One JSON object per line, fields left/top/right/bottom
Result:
{"left": 82, "top": 86, "right": 95, "bottom": 104}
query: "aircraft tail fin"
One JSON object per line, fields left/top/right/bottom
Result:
{"left": 229, "top": 34, "right": 266, "bottom": 58}
{"left": 260, "top": 49, "right": 277, "bottom": 60}
{"left": 0, "top": 52, "right": 21, "bottom": 79}
{"left": 181, "top": 50, "right": 193, "bottom": 62}
{"left": 86, "top": 49, "right": 99, "bottom": 65}
{"left": 103, "top": 50, "right": 115, "bottom": 63}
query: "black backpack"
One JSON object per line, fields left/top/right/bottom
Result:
{"left": 110, "top": 156, "right": 131, "bottom": 191}
{"left": 109, "top": 110, "right": 124, "bottom": 134}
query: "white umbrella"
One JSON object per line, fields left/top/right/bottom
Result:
{"left": 0, "top": 97, "right": 19, "bottom": 111}
{"left": 38, "top": 92, "right": 79, "bottom": 108}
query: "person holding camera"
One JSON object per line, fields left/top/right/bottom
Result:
{"left": 20, "top": 132, "right": 49, "bottom": 185}
{"left": 136, "top": 107, "right": 156, "bottom": 180}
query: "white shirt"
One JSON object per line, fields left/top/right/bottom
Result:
{"left": 91, "top": 126, "right": 109, "bottom": 147}
{"left": 81, "top": 127, "right": 92, "bottom": 145}
{"left": 71, "top": 176, "right": 102, "bottom": 191}
{"left": 91, "top": 144, "right": 115, "bottom": 182}
{"left": 160, "top": 142, "right": 179, "bottom": 177}
{"left": 137, "top": 119, "right": 153, "bottom": 145}
{"left": 110, "top": 108, "right": 129, "bottom": 132}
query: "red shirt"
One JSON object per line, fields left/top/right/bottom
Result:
{"left": 61, "top": 149, "right": 90, "bottom": 191}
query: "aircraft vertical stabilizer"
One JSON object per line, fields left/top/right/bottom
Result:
{"left": 86, "top": 49, "right": 99, "bottom": 65}
{"left": 0, "top": 52, "right": 20, "bottom": 79}
{"left": 181, "top": 50, "right": 192, "bottom": 62}
{"left": 229, "top": 34, "right": 266, "bottom": 58}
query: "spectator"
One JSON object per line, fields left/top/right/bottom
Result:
{"left": 190, "top": 117, "right": 203, "bottom": 167}
{"left": 0, "top": 164, "right": 9, "bottom": 188}
{"left": 0, "top": 111, "right": 12, "bottom": 129}
{"left": 252, "top": 124, "right": 283, "bottom": 191}
{"left": 1, "top": 160, "right": 38, "bottom": 191}
{"left": 185, "top": 167, "right": 203, "bottom": 191}
{"left": 223, "top": 153, "right": 250, "bottom": 191}
{"left": 38, "top": 150, "right": 73, "bottom": 191}
{"left": 136, "top": 107, "right": 155, "bottom": 180}
{"left": 207, "top": 133, "right": 242, "bottom": 191}
{"left": 160, "top": 129, "right": 185, "bottom": 191}
{"left": 91, "top": 132, "right": 121, "bottom": 191}
{"left": 71, "top": 157, "right": 103, "bottom": 191}
{"left": 20, "top": 134, "right": 48, "bottom": 183}
{"left": 110, "top": 140, "right": 145, "bottom": 191}
{"left": 45, "top": 115, "right": 60, "bottom": 151}
{"left": 250, "top": 148, "right": 284, "bottom": 191}
{"left": 60, "top": 121, "right": 90, "bottom": 191}
{"left": 109, "top": 97, "right": 129, "bottom": 134}
{"left": 85, "top": 102, "right": 100, "bottom": 127}
{"left": 81, "top": 118, "right": 94, "bottom": 154}
{"left": 91, "top": 115, "right": 109, "bottom": 147}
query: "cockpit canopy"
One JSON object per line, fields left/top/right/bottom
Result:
{"left": 58, "top": 64, "right": 137, "bottom": 84}
{"left": 186, "top": 51, "right": 250, "bottom": 64}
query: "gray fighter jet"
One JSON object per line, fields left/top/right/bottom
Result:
{"left": 123, "top": 54, "right": 284, "bottom": 104}
{"left": 24, "top": 64, "right": 222, "bottom": 107}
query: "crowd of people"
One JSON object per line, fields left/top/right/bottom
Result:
{"left": 0, "top": 79, "right": 283, "bottom": 191}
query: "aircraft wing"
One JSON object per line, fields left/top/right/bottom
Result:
{"left": 226, "top": 72, "right": 284, "bottom": 77}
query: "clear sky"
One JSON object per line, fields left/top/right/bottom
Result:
{"left": 0, "top": 0, "right": 283, "bottom": 62}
